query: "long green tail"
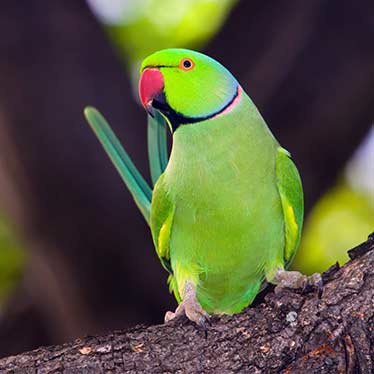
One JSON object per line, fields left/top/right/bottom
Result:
{"left": 84, "top": 107, "right": 152, "bottom": 224}
{"left": 147, "top": 112, "right": 169, "bottom": 186}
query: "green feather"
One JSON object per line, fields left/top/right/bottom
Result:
{"left": 85, "top": 48, "right": 305, "bottom": 316}
{"left": 275, "top": 147, "right": 303, "bottom": 266}
{"left": 147, "top": 112, "right": 169, "bottom": 186}
{"left": 141, "top": 49, "right": 304, "bottom": 315}
{"left": 150, "top": 173, "right": 174, "bottom": 274}
{"left": 84, "top": 106, "right": 152, "bottom": 223}
{"left": 153, "top": 97, "right": 284, "bottom": 314}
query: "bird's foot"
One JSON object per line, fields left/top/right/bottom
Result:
{"left": 164, "top": 281, "right": 210, "bottom": 328}
{"left": 272, "top": 269, "right": 322, "bottom": 294}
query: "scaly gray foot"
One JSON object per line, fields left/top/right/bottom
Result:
{"left": 272, "top": 269, "right": 322, "bottom": 294}
{"left": 164, "top": 281, "right": 210, "bottom": 327}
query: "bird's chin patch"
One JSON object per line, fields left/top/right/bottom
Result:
{"left": 143, "top": 90, "right": 170, "bottom": 119}
{"left": 152, "top": 94, "right": 172, "bottom": 116}
{"left": 144, "top": 102, "right": 155, "bottom": 118}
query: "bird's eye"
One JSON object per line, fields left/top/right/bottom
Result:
{"left": 180, "top": 58, "right": 194, "bottom": 71}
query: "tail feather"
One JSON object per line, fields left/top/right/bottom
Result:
{"left": 84, "top": 107, "right": 152, "bottom": 223}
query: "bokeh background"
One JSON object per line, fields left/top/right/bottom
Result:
{"left": 0, "top": 0, "right": 373, "bottom": 357}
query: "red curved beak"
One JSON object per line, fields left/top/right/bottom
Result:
{"left": 138, "top": 68, "right": 164, "bottom": 115}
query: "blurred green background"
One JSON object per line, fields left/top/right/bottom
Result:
{"left": 291, "top": 129, "right": 373, "bottom": 274}
{"left": 0, "top": 216, "right": 24, "bottom": 303}
{"left": 0, "top": 0, "right": 372, "bottom": 358}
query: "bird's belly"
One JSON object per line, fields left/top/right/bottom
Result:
{"left": 171, "top": 183, "right": 282, "bottom": 269}
{"left": 169, "top": 174, "right": 284, "bottom": 312}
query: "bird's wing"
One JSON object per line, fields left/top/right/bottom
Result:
{"left": 84, "top": 107, "right": 152, "bottom": 224}
{"left": 275, "top": 147, "right": 304, "bottom": 266}
{"left": 147, "top": 112, "right": 169, "bottom": 186}
{"left": 150, "top": 173, "right": 175, "bottom": 275}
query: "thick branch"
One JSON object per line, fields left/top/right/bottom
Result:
{"left": 1, "top": 234, "right": 373, "bottom": 373}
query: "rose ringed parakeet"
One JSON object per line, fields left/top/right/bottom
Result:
{"left": 85, "top": 49, "right": 320, "bottom": 326}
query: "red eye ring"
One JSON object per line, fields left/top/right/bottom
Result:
{"left": 180, "top": 58, "right": 194, "bottom": 71}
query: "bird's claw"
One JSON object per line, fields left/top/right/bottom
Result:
{"left": 273, "top": 269, "right": 322, "bottom": 295}
{"left": 164, "top": 281, "right": 210, "bottom": 328}
{"left": 164, "top": 297, "right": 210, "bottom": 328}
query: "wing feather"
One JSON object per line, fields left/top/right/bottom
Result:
{"left": 150, "top": 174, "right": 174, "bottom": 274}
{"left": 275, "top": 147, "right": 304, "bottom": 265}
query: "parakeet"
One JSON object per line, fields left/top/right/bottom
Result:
{"left": 85, "top": 49, "right": 319, "bottom": 326}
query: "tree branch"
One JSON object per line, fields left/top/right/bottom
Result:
{"left": 1, "top": 234, "right": 373, "bottom": 373}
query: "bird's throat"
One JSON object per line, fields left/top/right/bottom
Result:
{"left": 153, "top": 85, "right": 242, "bottom": 131}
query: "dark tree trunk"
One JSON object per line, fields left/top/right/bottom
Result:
{"left": 0, "top": 235, "right": 373, "bottom": 373}
{"left": 0, "top": 0, "right": 175, "bottom": 357}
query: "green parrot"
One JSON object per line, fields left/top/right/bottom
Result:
{"left": 85, "top": 49, "right": 320, "bottom": 326}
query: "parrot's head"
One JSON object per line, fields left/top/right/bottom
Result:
{"left": 138, "top": 49, "right": 240, "bottom": 131}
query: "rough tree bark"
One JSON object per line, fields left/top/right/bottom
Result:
{"left": 1, "top": 234, "right": 373, "bottom": 374}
